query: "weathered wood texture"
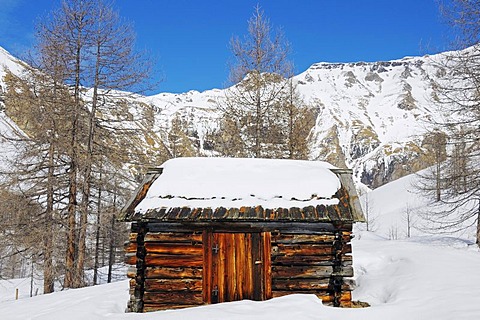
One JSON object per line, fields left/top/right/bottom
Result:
{"left": 125, "top": 234, "right": 139, "bottom": 311}
{"left": 145, "top": 266, "right": 202, "bottom": 279}
{"left": 125, "top": 223, "right": 148, "bottom": 313}
{"left": 270, "top": 230, "right": 353, "bottom": 307}
{"left": 132, "top": 192, "right": 355, "bottom": 222}
{"left": 125, "top": 227, "right": 354, "bottom": 312}
{"left": 204, "top": 232, "right": 271, "bottom": 304}
{"left": 140, "top": 232, "right": 204, "bottom": 311}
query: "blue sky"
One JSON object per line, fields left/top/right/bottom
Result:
{"left": 1, "top": 0, "right": 452, "bottom": 94}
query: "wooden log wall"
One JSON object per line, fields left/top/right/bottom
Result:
{"left": 127, "top": 231, "right": 204, "bottom": 312}
{"left": 125, "top": 235, "right": 137, "bottom": 312}
{"left": 124, "top": 224, "right": 355, "bottom": 312}
{"left": 270, "top": 231, "right": 354, "bottom": 307}
{"left": 124, "top": 222, "right": 147, "bottom": 312}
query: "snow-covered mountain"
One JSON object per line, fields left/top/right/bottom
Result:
{"left": 296, "top": 56, "right": 442, "bottom": 187}
{"left": 0, "top": 45, "right": 449, "bottom": 188}
{"left": 138, "top": 51, "right": 448, "bottom": 188}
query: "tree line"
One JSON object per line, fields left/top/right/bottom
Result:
{"left": 0, "top": 1, "right": 317, "bottom": 294}
{"left": 0, "top": 0, "right": 163, "bottom": 293}
{"left": 416, "top": 0, "right": 480, "bottom": 246}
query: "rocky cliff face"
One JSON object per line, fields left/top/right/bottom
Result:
{"left": 0, "top": 46, "right": 449, "bottom": 189}
{"left": 295, "top": 55, "right": 446, "bottom": 188}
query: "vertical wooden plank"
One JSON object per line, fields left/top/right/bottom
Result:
{"left": 225, "top": 233, "right": 236, "bottom": 301}
{"left": 245, "top": 233, "right": 254, "bottom": 299}
{"left": 252, "top": 232, "right": 263, "bottom": 301}
{"left": 217, "top": 233, "right": 226, "bottom": 303}
{"left": 211, "top": 233, "right": 219, "bottom": 304}
{"left": 262, "top": 232, "right": 272, "bottom": 300}
{"left": 202, "top": 231, "right": 212, "bottom": 304}
{"left": 234, "top": 233, "right": 244, "bottom": 300}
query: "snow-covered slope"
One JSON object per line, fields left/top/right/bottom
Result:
{"left": 358, "top": 170, "right": 478, "bottom": 242}
{"left": 0, "top": 47, "right": 29, "bottom": 177}
{"left": 0, "top": 46, "right": 26, "bottom": 83}
{"left": 0, "top": 45, "right": 452, "bottom": 188}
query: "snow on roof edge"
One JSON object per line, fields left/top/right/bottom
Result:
{"left": 135, "top": 157, "right": 342, "bottom": 213}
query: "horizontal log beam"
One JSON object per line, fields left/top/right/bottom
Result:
{"left": 145, "top": 266, "right": 203, "bottom": 279}
{"left": 124, "top": 242, "right": 137, "bottom": 253}
{"left": 145, "top": 279, "right": 202, "bottom": 292}
{"left": 143, "top": 291, "right": 204, "bottom": 304}
{"left": 272, "top": 278, "right": 330, "bottom": 290}
{"left": 272, "top": 280, "right": 353, "bottom": 292}
{"left": 272, "top": 266, "right": 354, "bottom": 279}
{"left": 144, "top": 222, "right": 342, "bottom": 233}
{"left": 333, "top": 266, "right": 354, "bottom": 277}
{"left": 144, "top": 243, "right": 203, "bottom": 255}
{"left": 272, "top": 254, "right": 333, "bottom": 266}
{"left": 127, "top": 266, "right": 137, "bottom": 278}
{"left": 274, "top": 243, "right": 352, "bottom": 256}
{"left": 272, "top": 266, "right": 333, "bottom": 279}
{"left": 144, "top": 232, "right": 203, "bottom": 243}
{"left": 272, "top": 234, "right": 336, "bottom": 244}
{"left": 145, "top": 254, "right": 203, "bottom": 267}
{"left": 271, "top": 254, "right": 352, "bottom": 266}
{"left": 275, "top": 244, "right": 334, "bottom": 256}
{"left": 125, "top": 253, "right": 137, "bottom": 265}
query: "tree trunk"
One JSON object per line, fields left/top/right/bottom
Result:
{"left": 476, "top": 199, "right": 480, "bottom": 248}
{"left": 30, "top": 255, "right": 34, "bottom": 297}
{"left": 107, "top": 213, "right": 115, "bottom": 283}
{"left": 93, "top": 180, "right": 102, "bottom": 285}
{"left": 43, "top": 142, "right": 55, "bottom": 294}
{"left": 65, "top": 23, "right": 83, "bottom": 289}
{"left": 436, "top": 156, "right": 441, "bottom": 202}
{"left": 255, "top": 87, "right": 261, "bottom": 158}
{"left": 64, "top": 166, "right": 77, "bottom": 288}
{"left": 76, "top": 38, "right": 102, "bottom": 287}
{"left": 108, "top": 186, "right": 117, "bottom": 283}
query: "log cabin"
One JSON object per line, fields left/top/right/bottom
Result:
{"left": 119, "top": 157, "right": 365, "bottom": 312}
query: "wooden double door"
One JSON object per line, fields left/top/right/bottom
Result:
{"left": 203, "top": 232, "right": 271, "bottom": 304}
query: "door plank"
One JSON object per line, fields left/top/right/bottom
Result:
{"left": 217, "top": 233, "right": 225, "bottom": 303}
{"left": 225, "top": 233, "right": 236, "bottom": 301}
{"left": 244, "top": 233, "right": 253, "bottom": 298}
{"left": 202, "top": 231, "right": 212, "bottom": 303}
{"left": 234, "top": 233, "right": 244, "bottom": 300}
{"left": 262, "top": 232, "right": 272, "bottom": 299}
{"left": 252, "top": 232, "right": 263, "bottom": 301}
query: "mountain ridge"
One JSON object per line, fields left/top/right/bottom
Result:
{"left": 0, "top": 45, "right": 448, "bottom": 188}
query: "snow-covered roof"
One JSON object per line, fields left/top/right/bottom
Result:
{"left": 134, "top": 157, "right": 341, "bottom": 214}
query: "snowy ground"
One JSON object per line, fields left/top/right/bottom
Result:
{"left": 1, "top": 173, "right": 479, "bottom": 319}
